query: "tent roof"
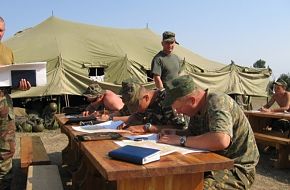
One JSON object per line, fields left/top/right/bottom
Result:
{"left": 5, "top": 16, "right": 225, "bottom": 97}
{"left": 6, "top": 16, "right": 224, "bottom": 70}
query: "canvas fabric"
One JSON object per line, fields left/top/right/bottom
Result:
{"left": 3, "top": 17, "right": 270, "bottom": 98}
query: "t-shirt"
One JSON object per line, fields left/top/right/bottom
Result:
{"left": 151, "top": 51, "right": 181, "bottom": 88}
{"left": 189, "top": 91, "right": 259, "bottom": 175}
{"left": 0, "top": 42, "right": 14, "bottom": 65}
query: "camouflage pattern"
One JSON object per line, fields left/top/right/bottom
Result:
{"left": 0, "top": 91, "right": 15, "bottom": 189}
{"left": 162, "top": 31, "right": 179, "bottom": 44}
{"left": 42, "top": 104, "right": 58, "bottom": 129}
{"left": 188, "top": 91, "right": 259, "bottom": 189}
{"left": 120, "top": 80, "right": 141, "bottom": 113}
{"left": 273, "top": 78, "right": 287, "bottom": 88}
{"left": 83, "top": 83, "right": 105, "bottom": 99}
{"left": 128, "top": 89, "right": 188, "bottom": 129}
{"left": 163, "top": 75, "right": 196, "bottom": 107}
{"left": 151, "top": 51, "right": 182, "bottom": 89}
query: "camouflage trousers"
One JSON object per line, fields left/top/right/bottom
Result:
{"left": 204, "top": 168, "right": 255, "bottom": 190}
{"left": 0, "top": 92, "right": 15, "bottom": 189}
{"left": 0, "top": 158, "right": 13, "bottom": 190}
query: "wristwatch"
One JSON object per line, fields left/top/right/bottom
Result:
{"left": 180, "top": 136, "right": 187, "bottom": 147}
{"left": 143, "top": 123, "right": 152, "bottom": 132}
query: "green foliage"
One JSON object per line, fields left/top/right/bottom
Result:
{"left": 253, "top": 59, "right": 266, "bottom": 68}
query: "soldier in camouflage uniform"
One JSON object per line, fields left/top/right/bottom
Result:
{"left": 119, "top": 79, "right": 188, "bottom": 133}
{"left": 1, "top": 16, "right": 31, "bottom": 189}
{"left": 159, "top": 75, "right": 259, "bottom": 190}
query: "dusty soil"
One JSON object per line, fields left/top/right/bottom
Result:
{"left": 11, "top": 129, "right": 290, "bottom": 190}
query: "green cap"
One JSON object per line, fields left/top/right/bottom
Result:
{"left": 83, "top": 83, "right": 105, "bottom": 98}
{"left": 273, "top": 78, "right": 287, "bottom": 88}
{"left": 163, "top": 75, "right": 196, "bottom": 107}
{"left": 120, "top": 79, "right": 142, "bottom": 113}
{"left": 162, "top": 31, "right": 179, "bottom": 45}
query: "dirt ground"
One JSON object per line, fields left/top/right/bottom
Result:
{"left": 10, "top": 128, "right": 290, "bottom": 190}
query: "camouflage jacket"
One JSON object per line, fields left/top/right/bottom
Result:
{"left": 130, "top": 89, "right": 188, "bottom": 128}
{"left": 0, "top": 92, "right": 16, "bottom": 160}
{"left": 189, "top": 91, "right": 259, "bottom": 175}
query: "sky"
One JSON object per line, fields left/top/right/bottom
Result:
{"left": 2, "top": 0, "right": 290, "bottom": 79}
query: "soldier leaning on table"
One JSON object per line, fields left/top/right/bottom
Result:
{"left": 0, "top": 16, "right": 31, "bottom": 189}
{"left": 114, "top": 79, "right": 189, "bottom": 133}
{"left": 158, "top": 75, "right": 259, "bottom": 190}
{"left": 259, "top": 78, "right": 290, "bottom": 137}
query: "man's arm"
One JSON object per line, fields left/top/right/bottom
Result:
{"left": 259, "top": 96, "right": 275, "bottom": 112}
{"left": 153, "top": 75, "right": 164, "bottom": 89}
{"left": 159, "top": 132, "right": 231, "bottom": 151}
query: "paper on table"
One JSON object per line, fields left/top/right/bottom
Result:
{"left": 0, "top": 62, "right": 47, "bottom": 87}
{"left": 72, "top": 120, "right": 125, "bottom": 133}
{"left": 114, "top": 140, "right": 207, "bottom": 156}
{"left": 125, "top": 134, "right": 159, "bottom": 141}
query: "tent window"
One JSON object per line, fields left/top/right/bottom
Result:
{"left": 146, "top": 70, "right": 153, "bottom": 82}
{"left": 89, "top": 67, "right": 105, "bottom": 82}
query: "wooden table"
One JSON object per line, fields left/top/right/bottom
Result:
{"left": 244, "top": 111, "right": 290, "bottom": 168}
{"left": 56, "top": 114, "right": 234, "bottom": 190}
{"left": 244, "top": 110, "right": 290, "bottom": 133}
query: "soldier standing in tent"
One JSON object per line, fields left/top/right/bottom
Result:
{"left": 0, "top": 16, "right": 31, "bottom": 189}
{"left": 151, "top": 31, "right": 182, "bottom": 89}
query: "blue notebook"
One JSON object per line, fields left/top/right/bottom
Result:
{"left": 108, "top": 145, "right": 160, "bottom": 165}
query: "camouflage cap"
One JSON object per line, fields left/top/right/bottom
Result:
{"left": 162, "top": 31, "right": 179, "bottom": 45}
{"left": 163, "top": 75, "right": 196, "bottom": 107}
{"left": 273, "top": 78, "right": 287, "bottom": 88}
{"left": 120, "top": 79, "right": 142, "bottom": 113}
{"left": 83, "top": 83, "right": 105, "bottom": 98}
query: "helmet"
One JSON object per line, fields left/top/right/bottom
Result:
{"left": 49, "top": 102, "right": 58, "bottom": 112}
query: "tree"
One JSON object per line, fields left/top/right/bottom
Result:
{"left": 253, "top": 59, "right": 266, "bottom": 68}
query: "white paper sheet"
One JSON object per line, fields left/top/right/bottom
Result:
{"left": 114, "top": 140, "right": 207, "bottom": 156}
{"left": 72, "top": 120, "right": 125, "bottom": 133}
{"left": 0, "top": 62, "right": 47, "bottom": 87}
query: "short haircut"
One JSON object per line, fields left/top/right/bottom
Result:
{"left": 0, "top": 16, "right": 4, "bottom": 23}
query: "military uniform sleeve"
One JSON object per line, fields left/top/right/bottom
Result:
{"left": 207, "top": 94, "right": 233, "bottom": 138}
{"left": 151, "top": 56, "right": 162, "bottom": 76}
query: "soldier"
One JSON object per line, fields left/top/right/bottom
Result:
{"left": 82, "top": 83, "right": 125, "bottom": 116}
{"left": 111, "top": 79, "right": 188, "bottom": 133}
{"left": 151, "top": 31, "right": 182, "bottom": 89}
{"left": 159, "top": 75, "right": 259, "bottom": 190}
{"left": 0, "top": 16, "right": 31, "bottom": 189}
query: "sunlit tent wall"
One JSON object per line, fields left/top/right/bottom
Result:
{"left": 4, "top": 16, "right": 224, "bottom": 98}
{"left": 184, "top": 63, "right": 271, "bottom": 98}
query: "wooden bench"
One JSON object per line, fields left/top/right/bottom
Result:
{"left": 254, "top": 132, "right": 290, "bottom": 168}
{"left": 26, "top": 165, "right": 63, "bottom": 190}
{"left": 20, "top": 136, "right": 51, "bottom": 173}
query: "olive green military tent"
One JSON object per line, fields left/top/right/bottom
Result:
{"left": 4, "top": 16, "right": 224, "bottom": 98}
{"left": 4, "top": 16, "right": 271, "bottom": 99}
{"left": 185, "top": 63, "right": 271, "bottom": 97}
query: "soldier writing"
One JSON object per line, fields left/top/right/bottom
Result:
{"left": 159, "top": 75, "right": 259, "bottom": 190}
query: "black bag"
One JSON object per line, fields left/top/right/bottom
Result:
{"left": 270, "top": 119, "right": 290, "bottom": 138}
{"left": 75, "top": 132, "right": 122, "bottom": 141}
